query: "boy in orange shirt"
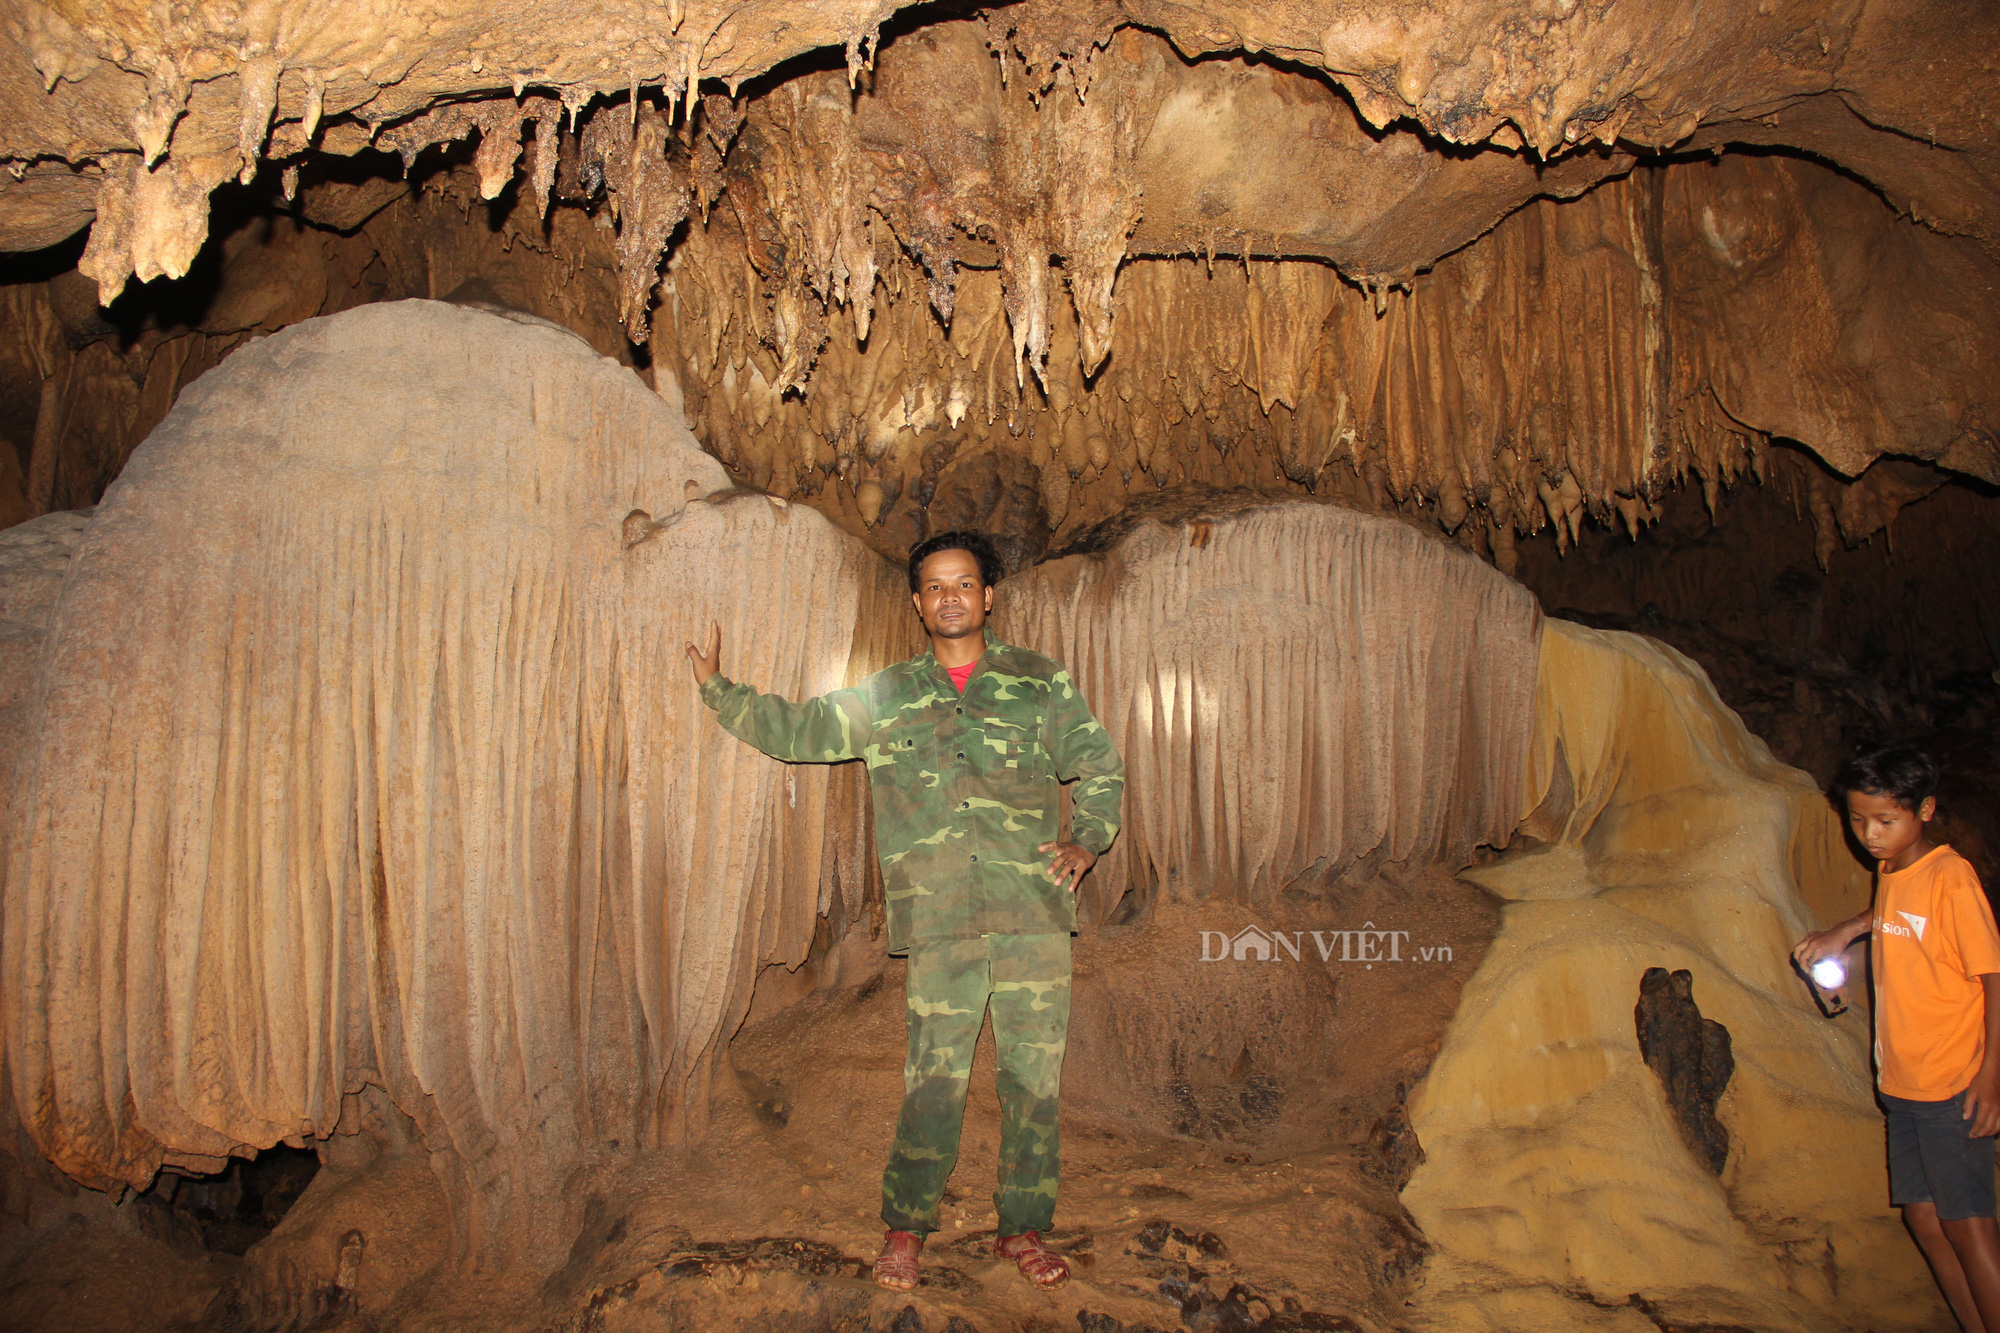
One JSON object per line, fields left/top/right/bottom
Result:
{"left": 1797, "top": 746, "right": 2000, "bottom": 1332}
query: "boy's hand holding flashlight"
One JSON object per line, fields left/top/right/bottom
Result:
{"left": 1794, "top": 920, "right": 1868, "bottom": 1016}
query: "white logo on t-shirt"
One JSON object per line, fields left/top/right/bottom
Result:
{"left": 1898, "top": 911, "right": 1929, "bottom": 941}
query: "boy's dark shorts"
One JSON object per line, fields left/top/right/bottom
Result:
{"left": 1884, "top": 1089, "right": 2000, "bottom": 1220}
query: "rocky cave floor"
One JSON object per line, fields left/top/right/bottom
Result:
{"left": 546, "top": 1056, "right": 1424, "bottom": 1333}
{"left": 2, "top": 870, "right": 1505, "bottom": 1333}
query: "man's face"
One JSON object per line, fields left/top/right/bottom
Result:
{"left": 911, "top": 549, "right": 993, "bottom": 641}
{"left": 1845, "top": 788, "right": 1935, "bottom": 869}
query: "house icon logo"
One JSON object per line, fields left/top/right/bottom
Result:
{"left": 1199, "top": 925, "right": 1280, "bottom": 962}
{"left": 1230, "top": 925, "right": 1272, "bottom": 961}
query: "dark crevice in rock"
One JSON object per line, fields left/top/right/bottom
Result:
{"left": 1636, "top": 968, "right": 1735, "bottom": 1176}
{"left": 136, "top": 1144, "right": 321, "bottom": 1256}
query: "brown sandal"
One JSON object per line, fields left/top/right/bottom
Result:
{"left": 873, "top": 1229, "right": 923, "bottom": 1291}
{"left": 995, "top": 1231, "right": 1070, "bottom": 1289}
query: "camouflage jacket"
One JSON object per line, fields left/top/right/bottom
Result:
{"left": 699, "top": 630, "right": 1124, "bottom": 952}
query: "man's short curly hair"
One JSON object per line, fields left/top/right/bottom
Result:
{"left": 1834, "top": 745, "right": 1940, "bottom": 813}
{"left": 907, "top": 531, "right": 1004, "bottom": 592}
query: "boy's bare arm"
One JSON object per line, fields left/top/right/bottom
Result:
{"left": 1964, "top": 975, "right": 2000, "bottom": 1138}
{"left": 1793, "top": 911, "right": 1872, "bottom": 968}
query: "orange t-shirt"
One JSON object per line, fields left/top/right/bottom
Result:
{"left": 1872, "top": 845, "right": 2000, "bottom": 1100}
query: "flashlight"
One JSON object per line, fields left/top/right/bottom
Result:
{"left": 1810, "top": 957, "right": 1847, "bottom": 990}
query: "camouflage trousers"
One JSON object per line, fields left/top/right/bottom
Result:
{"left": 881, "top": 931, "right": 1071, "bottom": 1237}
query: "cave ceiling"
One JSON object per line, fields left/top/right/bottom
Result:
{"left": 1, "top": 0, "right": 1996, "bottom": 566}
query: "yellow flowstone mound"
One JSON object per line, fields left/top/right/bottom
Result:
{"left": 1405, "top": 620, "right": 1932, "bottom": 1332}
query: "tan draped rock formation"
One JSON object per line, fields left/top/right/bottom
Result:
{"left": 0, "top": 299, "right": 914, "bottom": 1264}
{"left": 0, "top": 509, "right": 89, "bottom": 795}
{"left": 995, "top": 496, "right": 1541, "bottom": 915}
{"left": 0, "top": 302, "right": 1547, "bottom": 1274}
{"left": 991, "top": 497, "right": 1540, "bottom": 1154}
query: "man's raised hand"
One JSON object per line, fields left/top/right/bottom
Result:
{"left": 685, "top": 620, "right": 721, "bottom": 686}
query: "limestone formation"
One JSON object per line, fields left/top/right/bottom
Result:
{"left": 995, "top": 496, "right": 1541, "bottom": 917}
{"left": 1403, "top": 621, "right": 1928, "bottom": 1331}
{"left": 0, "top": 4, "right": 1993, "bottom": 1330}
{"left": 990, "top": 496, "right": 1539, "bottom": 1157}
{"left": 9, "top": 2, "right": 1995, "bottom": 282}
{"left": 0, "top": 316, "right": 1547, "bottom": 1262}
{"left": 0, "top": 508, "right": 87, "bottom": 795}
{"left": 1636, "top": 966, "right": 1735, "bottom": 1177}
{"left": 0, "top": 300, "right": 915, "bottom": 1266}
{"left": 0, "top": 298, "right": 1978, "bottom": 1333}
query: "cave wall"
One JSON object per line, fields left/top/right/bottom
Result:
{"left": 993, "top": 495, "right": 1540, "bottom": 916}
{"left": 0, "top": 355, "right": 1927, "bottom": 1324}
{"left": 0, "top": 2, "right": 1995, "bottom": 1324}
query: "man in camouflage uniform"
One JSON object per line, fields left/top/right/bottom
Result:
{"left": 685, "top": 531, "right": 1123, "bottom": 1290}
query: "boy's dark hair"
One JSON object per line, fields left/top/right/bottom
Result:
{"left": 1834, "top": 745, "right": 1940, "bottom": 812}
{"left": 907, "top": 531, "right": 1003, "bottom": 592}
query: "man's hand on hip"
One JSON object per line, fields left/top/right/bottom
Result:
{"left": 1038, "top": 841, "right": 1095, "bottom": 893}
{"left": 685, "top": 619, "right": 720, "bottom": 686}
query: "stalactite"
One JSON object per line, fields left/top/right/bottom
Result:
{"left": 4, "top": 10, "right": 1993, "bottom": 566}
